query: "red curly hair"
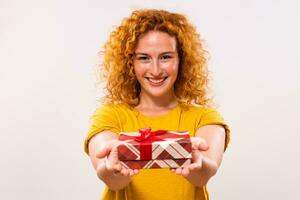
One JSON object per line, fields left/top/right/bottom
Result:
{"left": 98, "top": 9, "right": 211, "bottom": 107}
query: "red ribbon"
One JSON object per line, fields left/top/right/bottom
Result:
{"left": 119, "top": 128, "right": 189, "bottom": 160}
{"left": 135, "top": 128, "right": 167, "bottom": 160}
{"left": 134, "top": 128, "right": 168, "bottom": 142}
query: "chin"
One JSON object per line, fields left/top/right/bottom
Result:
{"left": 144, "top": 88, "right": 173, "bottom": 97}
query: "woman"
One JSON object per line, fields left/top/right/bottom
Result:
{"left": 84, "top": 9, "right": 230, "bottom": 200}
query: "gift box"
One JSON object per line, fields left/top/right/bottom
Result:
{"left": 117, "top": 128, "right": 192, "bottom": 169}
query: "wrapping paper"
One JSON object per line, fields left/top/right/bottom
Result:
{"left": 117, "top": 128, "right": 192, "bottom": 169}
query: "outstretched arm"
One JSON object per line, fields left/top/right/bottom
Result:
{"left": 88, "top": 131, "right": 138, "bottom": 191}
{"left": 173, "top": 124, "right": 226, "bottom": 187}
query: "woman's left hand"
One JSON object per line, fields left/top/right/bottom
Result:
{"left": 171, "top": 136, "right": 209, "bottom": 177}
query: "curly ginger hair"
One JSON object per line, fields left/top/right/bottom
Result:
{"left": 99, "top": 9, "right": 211, "bottom": 107}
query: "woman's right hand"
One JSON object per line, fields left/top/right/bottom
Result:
{"left": 96, "top": 140, "right": 139, "bottom": 178}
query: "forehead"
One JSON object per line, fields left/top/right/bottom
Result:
{"left": 135, "top": 31, "right": 177, "bottom": 53}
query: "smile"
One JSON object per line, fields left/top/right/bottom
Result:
{"left": 145, "top": 77, "right": 168, "bottom": 86}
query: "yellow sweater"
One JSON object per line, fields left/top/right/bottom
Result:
{"left": 84, "top": 103, "right": 230, "bottom": 200}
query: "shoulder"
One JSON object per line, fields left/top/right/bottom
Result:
{"left": 181, "top": 104, "right": 218, "bottom": 116}
{"left": 95, "top": 103, "right": 132, "bottom": 114}
{"left": 181, "top": 104, "right": 226, "bottom": 127}
{"left": 93, "top": 103, "right": 136, "bottom": 122}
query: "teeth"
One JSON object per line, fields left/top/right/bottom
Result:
{"left": 148, "top": 78, "right": 165, "bottom": 83}
{"left": 147, "top": 77, "right": 166, "bottom": 84}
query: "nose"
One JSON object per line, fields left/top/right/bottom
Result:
{"left": 150, "top": 60, "right": 163, "bottom": 77}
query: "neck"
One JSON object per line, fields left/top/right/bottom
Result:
{"left": 136, "top": 90, "right": 178, "bottom": 110}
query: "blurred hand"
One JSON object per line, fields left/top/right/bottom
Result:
{"left": 96, "top": 140, "right": 139, "bottom": 177}
{"left": 171, "top": 136, "right": 209, "bottom": 177}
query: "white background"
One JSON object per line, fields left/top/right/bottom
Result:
{"left": 1, "top": 0, "right": 299, "bottom": 199}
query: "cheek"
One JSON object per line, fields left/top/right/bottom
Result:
{"left": 133, "top": 65, "right": 145, "bottom": 78}
{"left": 164, "top": 61, "right": 179, "bottom": 75}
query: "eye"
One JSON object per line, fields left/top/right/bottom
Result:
{"left": 160, "top": 55, "right": 172, "bottom": 61}
{"left": 137, "top": 56, "right": 149, "bottom": 60}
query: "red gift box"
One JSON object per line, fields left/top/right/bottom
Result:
{"left": 117, "top": 128, "right": 192, "bottom": 169}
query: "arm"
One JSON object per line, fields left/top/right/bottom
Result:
{"left": 173, "top": 124, "right": 226, "bottom": 187}
{"left": 88, "top": 131, "right": 138, "bottom": 191}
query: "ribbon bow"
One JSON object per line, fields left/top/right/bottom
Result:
{"left": 135, "top": 128, "right": 168, "bottom": 160}
{"left": 134, "top": 128, "right": 168, "bottom": 142}
{"left": 119, "top": 128, "right": 188, "bottom": 160}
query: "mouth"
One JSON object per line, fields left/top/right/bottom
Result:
{"left": 145, "top": 77, "right": 168, "bottom": 86}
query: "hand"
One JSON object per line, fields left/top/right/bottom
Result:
{"left": 96, "top": 140, "right": 139, "bottom": 177}
{"left": 171, "top": 136, "right": 209, "bottom": 177}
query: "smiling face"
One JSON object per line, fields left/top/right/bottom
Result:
{"left": 133, "top": 31, "right": 179, "bottom": 100}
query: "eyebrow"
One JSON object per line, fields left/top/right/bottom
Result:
{"left": 134, "top": 51, "right": 177, "bottom": 56}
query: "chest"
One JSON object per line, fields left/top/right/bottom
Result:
{"left": 120, "top": 111, "right": 199, "bottom": 137}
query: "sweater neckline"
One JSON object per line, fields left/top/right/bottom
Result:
{"left": 132, "top": 103, "right": 181, "bottom": 119}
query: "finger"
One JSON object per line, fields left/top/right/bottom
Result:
{"left": 104, "top": 157, "right": 120, "bottom": 173}
{"left": 113, "top": 170, "right": 121, "bottom": 176}
{"left": 121, "top": 168, "right": 129, "bottom": 176}
{"left": 170, "top": 168, "right": 176, "bottom": 173}
{"left": 198, "top": 141, "right": 209, "bottom": 151}
{"left": 192, "top": 149, "right": 204, "bottom": 164}
{"left": 191, "top": 137, "right": 209, "bottom": 151}
{"left": 181, "top": 167, "right": 190, "bottom": 177}
{"left": 195, "top": 138, "right": 208, "bottom": 150}
{"left": 96, "top": 146, "right": 111, "bottom": 158}
{"left": 107, "top": 146, "right": 120, "bottom": 165}
{"left": 112, "top": 162, "right": 122, "bottom": 172}
{"left": 104, "top": 146, "right": 122, "bottom": 172}
{"left": 129, "top": 169, "right": 135, "bottom": 177}
{"left": 96, "top": 140, "right": 119, "bottom": 158}
{"left": 133, "top": 169, "right": 139, "bottom": 174}
{"left": 191, "top": 149, "right": 201, "bottom": 161}
{"left": 188, "top": 163, "right": 202, "bottom": 171}
{"left": 175, "top": 167, "right": 182, "bottom": 175}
